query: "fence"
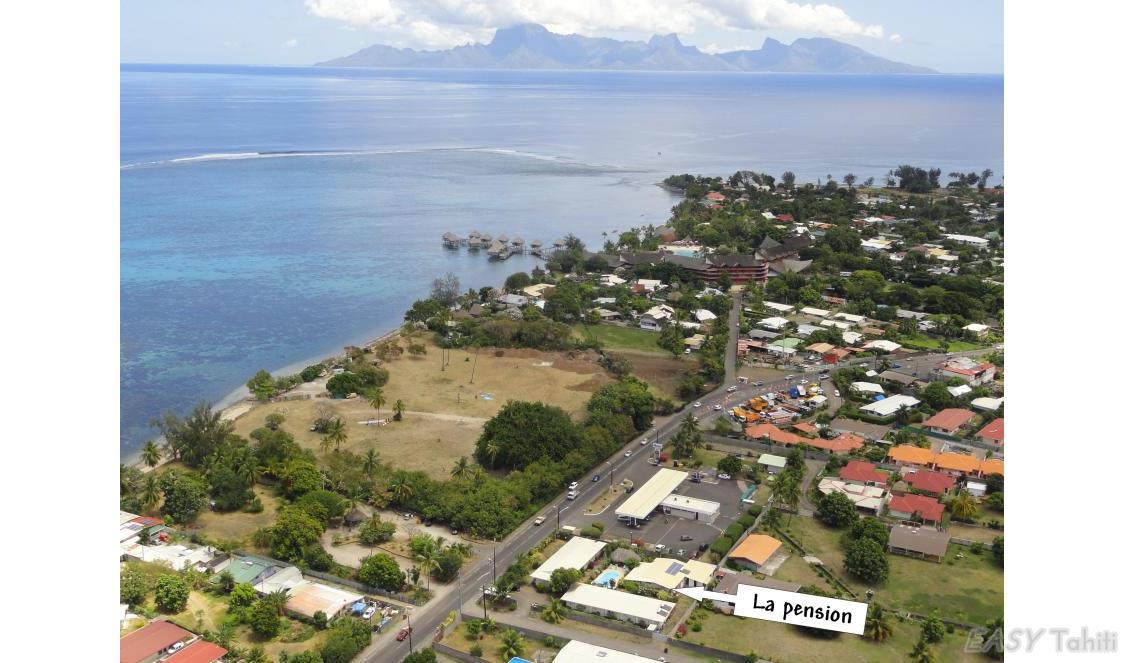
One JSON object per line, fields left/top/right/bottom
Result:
{"left": 665, "top": 635, "right": 767, "bottom": 662}
{"left": 432, "top": 643, "right": 486, "bottom": 662}
{"left": 562, "top": 609, "right": 658, "bottom": 636}
{"left": 303, "top": 569, "right": 424, "bottom": 606}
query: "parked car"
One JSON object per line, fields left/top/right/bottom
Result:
{"left": 693, "top": 401, "right": 702, "bottom": 408}
{"left": 592, "top": 474, "right": 601, "bottom": 482}
{"left": 396, "top": 627, "right": 412, "bottom": 642}
{"left": 680, "top": 534, "right": 694, "bottom": 541}
{"left": 798, "top": 379, "right": 808, "bottom": 385}
{"left": 713, "top": 404, "right": 722, "bottom": 410}
{"left": 640, "top": 437, "right": 649, "bottom": 445}
{"left": 362, "top": 606, "right": 377, "bottom": 620}
{"left": 754, "top": 380, "right": 764, "bottom": 386}
{"left": 785, "top": 374, "right": 794, "bottom": 380}
{"left": 833, "top": 390, "right": 840, "bottom": 397}
{"left": 653, "top": 544, "right": 667, "bottom": 552}
{"left": 624, "top": 450, "right": 633, "bottom": 457}
{"left": 533, "top": 516, "right": 546, "bottom": 526}
{"left": 718, "top": 472, "right": 731, "bottom": 480}
{"left": 727, "top": 385, "right": 737, "bottom": 392}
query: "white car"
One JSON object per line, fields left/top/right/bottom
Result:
{"left": 693, "top": 401, "right": 702, "bottom": 408}
{"left": 726, "top": 385, "right": 737, "bottom": 392}
{"left": 713, "top": 404, "right": 722, "bottom": 411}
{"left": 568, "top": 482, "right": 579, "bottom": 491}
{"left": 533, "top": 516, "right": 546, "bottom": 526}
{"left": 718, "top": 473, "right": 731, "bottom": 480}
{"left": 624, "top": 450, "right": 633, "bottom": 457}
{"left": 640, "top": 438, "right": 649, "bottom": 445}
{"left": 653, "top": 544, "right": 667, "bottom": 552}
{"left": 834, "top": 390, "right": 840, "bottom": 397}
{"left": 566, "top": 490, "right": 578, "bottom": 500}
{"left": 362, "top": 606, "right": 378, "bottom": 620}
{"left": 785, "top": 374, "right": 794, "bottom": 380}
{"left": 798, "top": 379, "right": 808, "bottom": 385}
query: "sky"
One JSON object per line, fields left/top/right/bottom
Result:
{"left": 121, "top": 0, "right": 1003, "bottom": 73}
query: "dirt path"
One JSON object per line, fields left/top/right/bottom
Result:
{"left": 401, "top": 410, "right": 488, "bottom": 425}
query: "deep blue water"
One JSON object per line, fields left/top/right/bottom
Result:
{"left": 120, "top": 64, "right": 1003, "bottom": 455}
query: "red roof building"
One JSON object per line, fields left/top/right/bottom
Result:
{"left": 921, "top": 408, "right": 975, "bottom": 434}
{"left": 775, "top": 213, "right": 795, "bottom": 223}
{"left": 977, "top": 418, "right": 1004, "bottom": 445}
{"left": 705, "top": 191, "right": 727, "bottom": 202}
{"left": 803, "top": 433, "right": 865, "bottom": 454}
{"left": 792, "top": 422, "right": 819, "bottom": 436}
{"left": 120, "top": 621, "right": 193, "bottom": 663}
{"left": 904, "top": 470, "right": 956, "bottom": 495}
{"left": 838, "top": 460, "right": 886, "bottom": 486}
{"left": 163, "top": 641, "right": 229, "bottom": 663}
{"left": 888, "top": 493, "right": 945, "bottom": 524}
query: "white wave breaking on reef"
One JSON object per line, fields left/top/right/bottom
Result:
{"left": 121, "top": 146, "right": 643, "bottom": 172}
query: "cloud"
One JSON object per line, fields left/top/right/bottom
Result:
{"left": 889, "top": 33, "right": 902, "bottom": 43}
{"left": 284, "top": 38, "right": 299, "bottom": 48}
{"left": 305, "top": 0, "right": 891, "bottom": 48}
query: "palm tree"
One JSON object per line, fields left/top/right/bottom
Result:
{"left": 498, "top": 629, "right": 526, "bottom": 660}
{"left": 265, "top": 588, "right": 291, "bottom": 616}
{"left": 681, "top": 412, "right": 699, "bottom": 438}
{"left": 362, "top": 449, "right": 380, "bottom": 476}
{"left": 392, "top": 399, "right": 406, "bottom": 421}
{"left": 414, "top": 544, "right": 440, "bottom": 589}
{"left": 368, "top": 388, "right": 386, "bottom": 420}
{"left": 324, "top": 418, "right": 348, "bottom": 452}
{"left": 949, "top": 490, "right": 979, "bottom": 521}
{"left": 541, "top": 599, "right": 566, "bottom": 624}
{"left": 388, "top": 474, "right": 414, "bottom": 504}
{"left": 484, "top": 440, "right": 501, "bottom": 469}
{"left": 451, "top": 456, "right": 471, "bottom": 480}
{"left": 775, "top": 472, "right": 801, "bottom": 525}
{"left": 141, "top": 440, "right": 162, "bottom": 469}
{"left": 910, "top": 640, "right": 937, "bottom": 663}
{"left": 864, "top": 604, "right": 893, "bottom": 642}
{"left": 319, "top": 434, "right": 332, "bottom": 455}
{"left": 141, "top": 473, "right": 161, "bottom": 510}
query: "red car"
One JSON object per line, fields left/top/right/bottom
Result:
{"left": 396, "top": 627, "right": 412, "bottom": 642}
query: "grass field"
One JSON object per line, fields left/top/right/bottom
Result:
{"left": 902, "top": 334, "right": 985, "bottom": 352}
{"left": 164, "top": 590, "right": 325, "bottom": 659}
{"left": 442, "top": 623, "right": 558, "bottom": 663}
{"left": 684, "top": 608, "right": 989, "bottom": 663}
{"left": 190, "top": 488, "right": 282, "bottom": 545}
{"left": 576, "top": 323, "right": 664, "bottom": 352}
{"left": 783, "top": 516, "right": 1003, "bottom": 625}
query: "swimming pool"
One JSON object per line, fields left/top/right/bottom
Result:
{"left": 740, "top": 484, "right": 758, "bottom": 503}
{"left": 594, "top": 569, "right": 622, "bottom": 587}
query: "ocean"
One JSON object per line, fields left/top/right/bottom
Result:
{"left": 120, "top": 64, "right": 1003, "bottom": 456}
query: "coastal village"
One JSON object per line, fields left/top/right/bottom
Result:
{"left": 120, "top": 169, "right": 1004, "bottom": 663}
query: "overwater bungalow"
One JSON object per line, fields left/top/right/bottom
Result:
{"left": 468, "top": 229, "right": 481, "bottom": 238}
{"left": 467, "top": 237, "right": 483, "bottom": 250}
{"left": 442, "top": 232, "right": 462, "bottom": 248}
{"left": 511, "top": 236, "right": 524, "bottom": 247}
{"left": 497, "top": 233, "right": 509, "bottom": 244}
{"left": 487, "top": 240, "right": 510, "bottom": 260}
{"left": 479, "top": 233, "right": 493, "bottom": 243}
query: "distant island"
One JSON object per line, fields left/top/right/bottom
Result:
{"left": 317, "top": 23, "right": 937, "bottom": 74}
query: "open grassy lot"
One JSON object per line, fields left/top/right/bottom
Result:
{"left": 163, "top": 589, "right": 325, "bottom": 659}
{"left": 190, "top": 488, "right": 282, "bottom": 545}
{"left": 683, "top": 608, "right": 988, "bottom": 663}
{"left": 576, "top": 323, "right": 664, "bottom": 353}
{"left": 618, "top": 350, "right": 699, "bottom": 402}
{"left": 782, "top": 515, "right": 1003, "bottom": 625}
{"left": 233, "top": 398, "right": 483, "bottom": 478}
{"left": 902, "top": 334, "right": 985, "bottom": 352}
{"left": 442, "top": 623, "right": 559, "bottom": 663}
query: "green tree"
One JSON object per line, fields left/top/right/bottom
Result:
{"left": 910, "top": 639, "right": 937, "bottom": 663}
{"left": 362, "top": 449, "right": 381, "bottom": 476}
{"left": 992, "top": 536, "right": 1004, "bottom": 567}
{"left": 157, "top": 470, "right": 209, "bottom": 524}
{"left": 393, "top": 399, "right": 406, "bottom": 421}
{"left": 498, "top": 629, "right": 526, "bottom": 660}
{"left": 367, "top": 388, "right": 386, "bottom": 420}
{"left": 120, "top": 565, "right": 149, "bottom": 607}
{"left": 269, "top": 506, "right": 326, "bottom": 563}
{"left": 774, "top": 472, "right": 801, "bottom": 524}
{"left": 473, "top": 401, "right": 585, "bottom": 470}
{"left": 850, "top": 517, "right": 890, "bottom": 547}
{"left": 229, "top": 582, "right": 258, "bottom": 609}
{"left": 541, "top": 599, "right": 566, "bottom": 624}
{"left": 451, "top": 456, "right": 471, "bottom": 480}
{"left": 548, "top": 567, "right": 583, "bottom": 595}
{"left": 358, "top": 516, "right": 396, "bottom": 546}
{"left": 402, "top": 650, "right": 437, "bottom": 663}
{"left": 717, "top": 455, "right": 743, "bottom": 476}
{"left": 357, "top": 553, "right": 406, "bottom": 592}
{"left": 140, "top": 440, "right": 163, "bottom": 469}
{"left": 817, "top": 491, "right": 859, "bottom": 528}
{"left": 152, "top": 402, "right": 233, "bottom": 468}
{"left": 279, "top": 459, "right": 322, "bottom": 499}
{"left": 323, "top": 418, "right": 348, "bottom": 453}
{"left": 247, "top": 369, "right": 277, "bottom": 401}
{"left": 844, "top": 537, "right": 890, "bottom": 583}
{"left": 249, "top": 599, "right": 282, "bottom": 637}
{"left": 949, "top": 490, "right": 979, "bottom": 521}
{"left": 154, "top": 574, "right": 190, "bottom": 613}
{"left": 920, "top": 612, "right": 946, "bottom": 644}
{"left": 863, "top": 603, "right": 893, "bottom": 642}
{"left": 387, "top": 473, "right": 415, "bottom": 504}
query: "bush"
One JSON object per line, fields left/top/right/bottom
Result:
{"left": 153, "top": 574, "right": 189, "bottom": 613}
{"left": 710, "top": 536, "right": 734, "bottom": 557}
{"left": 579, "top": 526, "right": 603, "bottom": 539}
{"left": 357, "top": 553, "right": 406, "bottom": 592}
{"left": 723, "top": 523, "right": 746, "bottom": 540}
{"left": 469, "top": 643, "right": 483, "bottom": 657}
{"left": 249, "top": 599, "right": 281, "bottom": 637}
{"left": 320, "top": 617, "right": 372, "bottom": 663}
{"left": 746, "top": 504, "right": 763, "bottom": 517}
{"left": 736, "top": 515, "right": 756, "bottom": 528}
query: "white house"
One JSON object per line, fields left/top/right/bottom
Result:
{"left": 863, "top": 339, "right": 902, "bottom": 353}
{"left": 800, "top": 306, "right": 830, "bottom": 318}
{"left": 635, "top": 279, "right": 664, "bottom": 292}
{"left": 835, "top": 312, "right": 866, "bottom": 324}
{"left": 758, "top": 316, "right": 790, "bottom": 331}
{"left": 764, "top": 301, "right": 795, "bottom": 314}
{"left": 842, "top": 331, "right": 863, "bottom": 345}
{"left": 948, "top": 384, "right": 972, "bottom": 398}
{"left": 660, "top": 494, "right": 721, "bottom": 523}
{"left": 694, "top": 309, "right": 718, "bottom": 323}
{"left": 561, "top": 584, "right": 673, "bottom": 629}
{"left": 850, "top": 382, "right": 885, "bottom": 396}
{"left": 531, "top": 537, "right": 607, "bottom": 587}
{"left": 860, "top": 394, "right": 921, "bottom": 418}
{"left": 624, "top": 558, "right": 716, "bottom": 591}
{"left": 943, "top": 233, "right": 989, "bottom": 248}
{"left": 758, "top": 453, "right": 788, "bottom": 474}
{"left": 963, "top": 323, "right": 991, "bottom": 338}
{"left": 600, "top": 274, "right": 626, "bottom": 286}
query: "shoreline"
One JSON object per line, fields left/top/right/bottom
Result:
{"left": 123, "top": 324, "right": 406, "bottom": 469}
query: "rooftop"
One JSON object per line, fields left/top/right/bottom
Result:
{"left": 888, "top": 525, "right": 951, "bottom": 557}
{"left": 977, "top": 418, "right": 1005, "bottom": 443}
{"left": 615, "top": 469, "right": 688, "bottom": 520}
{"left": 120, "top": 621, "right": 193, "bottom": 663}
{"left": 729, "top": 534, "right": 783, "bottom": 565}
{"left": 531, "top": 537, "right": 607, "bottom": 583}
{"left": 624, "top": 558, "right": 717, "bottom": 590}
{"left": 163, "top": 641, "right": 229, "bottom": 663}
{"left": 561, "top": 583, "right": 674, "bottom": 625}
{"left": 553, "top": 640, "right": 664, "bottom": 663}
{"left": 922, "top": 408, "right": 975, "bottom": 431}
{"left": 838, "top": 460, "right": 886, "bottom": 485}
{"left": 889, "top": 493, "right": 946, "bottom": 522}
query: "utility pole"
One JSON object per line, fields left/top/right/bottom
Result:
{"left": 406, "top": 613, "right": 413, "bottom": 653}
{"left": 482, "top": 584, "right": 488, "bottom": 621}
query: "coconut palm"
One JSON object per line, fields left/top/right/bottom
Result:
{"left": 141, "top": 440, "right": 163, "bottom": 469}
{"left": 541, "top": 599, "right": 566, "bottom": 624}
{"left": 324, "top": 418, "right": 348, "bottom": 452}
{"left": 414, "top": 544, "right": 440, "bottom": 589}
{"left": 864, "top": 603, "right": 893, "bottom": 642}
{"left": 949, "top": 490, "right": 979, "bottom": 521}
{"left": 392, "top": 399, "right": 406, "bottom": 421}
{"left": 141, "top": 473, "right": 161, "bottom": 510}
{"left": 911, "top": 640, "right": 937, "bottom": 663}
{"left": 362, "top": 449, "right": 381, "bottom": 476}
{"left": 498, "top": 629, "right": 526, "bottom": 660}
{"left": 264, "top": 588, "right": 291, "bottom": 616}
{"left": 484, "top": 440, "right": 501, "bottom": 469}
{"left": 450, "top": 456, "right": 471, "bottom": 480}
{"left": 388, "top": 474, "right": 414, "bottom": 504}
{"left": 775, "top": 472, "right": 802, "bottom": 525}
{"left": 368, "top": 388, "right": 386, "bottom": 420}
{"left": 319, "top": 434, "right": 332, "bottom": 455}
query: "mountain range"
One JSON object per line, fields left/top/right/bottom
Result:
{"left": 318, "top": 24, "right": 936, "bottom": 74}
